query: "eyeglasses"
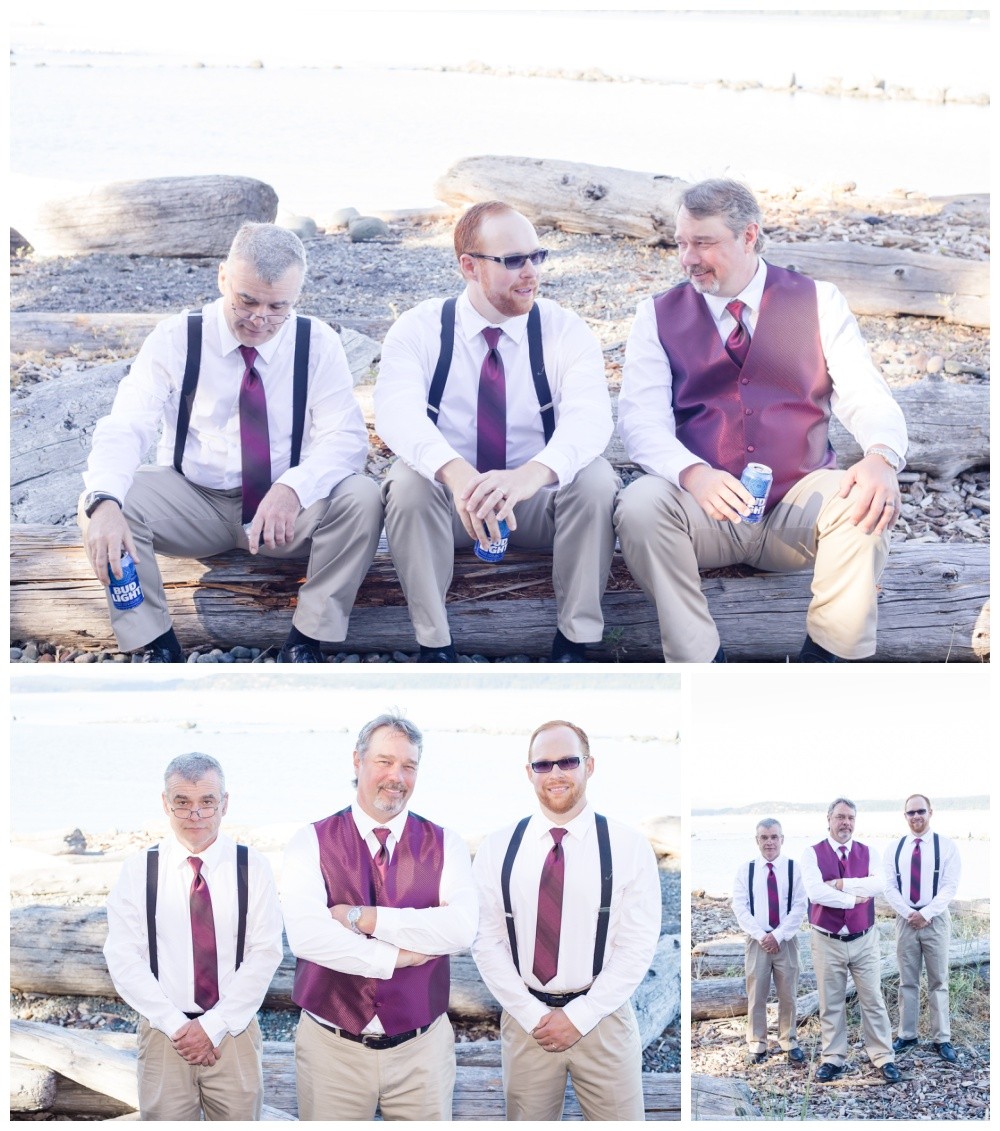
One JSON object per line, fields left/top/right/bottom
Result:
{"left": 231, "top": 301, "right": 292, "bottom": 325}
{"left": 905, "top": 808, "right": 928, "bottom": 817}
{"left": 529, "top": 756, "right": 582, "bottom": 774}
{"left": 169, "top": 805, "right": 221, "bottom": 819}
{"left": 465, "top": 249, "right": 549, "bottom": 270}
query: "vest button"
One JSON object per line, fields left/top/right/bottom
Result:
{"left": 741, "top": 377, "right": 750, "bottom": 385}
{"left": 745, "top": 408, "right": 753, "bottom": 416}
{"left": 747, "top": 445, "right": 755, "bottom": 452}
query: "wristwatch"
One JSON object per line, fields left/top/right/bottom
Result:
{"left": 83, "top": 491, "right": 122, "bottom": 518}
{"left": 347, "top": 906, "right": 364, "bottom": 935}
{"left": 865, "top": 445, "right": 901, "bottom": 473}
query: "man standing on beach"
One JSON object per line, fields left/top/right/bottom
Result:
{"left": 79, "top": 221, "right": 382, "bottom": 662}
{"left": 615, "top": 178, "right": 908, "bottom": 662}
{"left": 883, "top": 793, "right": 961, "bottom": 1062}
{"left": 731, "top": 819, "right": 808, "bottom": 1065}
{"left": 104, "top": 754, "right": 284, "bottom": 1120}
{"left": 802, "top": 798, "right": 900, "bottom": 1084}
{"left": 471, "top": 721, "right": 660, "bottom": 1119}
{"left": 280, "top": 712, "right": 478, "bottom": 1120}
{"left": 374, "top": 201, "right": 618, "bottom": 662}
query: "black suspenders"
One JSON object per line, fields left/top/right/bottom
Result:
{"left": 500, "top": 814, "right": 612, "bottom": 980}
{"left": 145, "top": 843, "right": 249, "bottom": 980}
{"left": 748, "top": 859, "right": 794, "bottom": 918}
{"left": 894, "top": 833, "right": 940, "bottom": 903}
{"left": 426, "top": 299, "right": 555, "bottom": 442}
{"left": 173, "top": 313, "right": 311, "bottom": 476}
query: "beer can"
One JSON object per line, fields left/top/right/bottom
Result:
{"left": 473, "top": 519, "right": 510, "bottom": 563}
{"left": 108, "top": 553, "right": 144, "bottom": 610}
{"left": 740, "top": 462, "right": 773, "bottom": 524}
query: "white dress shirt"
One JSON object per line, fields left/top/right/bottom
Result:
{"left": 731, "top": 853, "right": 808, "bottom": 945}
{"left": 802, "top": 838, "right": 885, "bottom": 925}
{"left": 882, "top": 831, "right": 961, "bottom": 921}
{"left": 374, "top": 290, "right": 613, "bottom": 487}
{"left": 280, "top": 803, "right": 478, "bottom": 1032}
{"left": 84, "top": 297, "right": 369, "bottom": 508}
{"left": 471, "top": 802, "right": 660, "bottom": 1039}
{"left": 103, "top": 832, "right": 284, "bottom": 1048}
{"left": 618, "top": 258, "right": 909, "bottom": 486}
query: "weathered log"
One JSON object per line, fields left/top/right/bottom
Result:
{"left": 10, "top": 827, "right": 88, "bottom": 856}
{"left": 691, "top": 1074, "right": 761, "bottom": 1121}
{"left": 9, "top": 527, "right": 989, "bottom": 662}
{"left": 10, "top": 1056, "right": 58, "bottom": 1112}
{"left": 9, "top": 1019, "right": 139, "bottom": 1108}
{"left": 641, "top": 816, "right": 682, "bottom": 859}
{"left": 10, "top": 175, "right": 279, "bottom": 258}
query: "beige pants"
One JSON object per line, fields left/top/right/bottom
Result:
{"left": 500, "top": 1001, "right": 645, "bottom": 1121}
{"left": 382, "top": 457, "right": 619, "bottom": 647}
{"left": 896, "top": 910, "right": 951, "bottom": 1041}
{"left": 294, "top": 1010, "right": 456, "bottom": 1121}
{"left": 614, "top": 468, "right": 891, "bottom": 661}
{"left": 78, "top": 466, "right": 383, "bottom": 651}
{"left": 136, "top": 1017, "right": 263, "bottom": 1120}
{"left": 745, "top": 935, "right": 800, "bottom": 1052}
{"left": 810, "top": 928, "right": 894, "bottom": 1068}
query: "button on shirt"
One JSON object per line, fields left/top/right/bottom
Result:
{"left": 103, "top": 833, "right": 284, "bottom": 1048}
{"left": 801, "top": 838, "right": 885, "bottom": 930}
{"left": 471, "top": 803, "right": 661, "bottom": 1038}
{"left": 882, "top": 832, "right": 961, "bottom": 920}
{"left": 731, "top": 854, "right": 808, "bottom": 945}
{"left": 84, "top": 297, "right": 369, "bottom": 508}
{"left": 618, "top": 258, "right": 909, "bottom": 486}
{"left": 374, "top": 291, "right": 613, "bottom": 487}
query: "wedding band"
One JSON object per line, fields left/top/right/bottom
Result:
{"left": 884, "top": 501, "right": 894, "bottom": 508}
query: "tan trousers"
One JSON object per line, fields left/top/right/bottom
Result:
{"left": 810, "top": 928, "right": 894, "bottom": 1068}
{"left": 294, "top": 1010, "right": 456, "bottom": 1121}
{"left": 78, "top": 466, "right": 383, "bottom": 651}
{"left": 500, "top": 1001, "right": 645, "bottom": 1121}
{"left": 745, "top": 935, "right": 800, "bottom": 1052}
{"left": 382, "top": 457, "right": 619, "bottom": 648}
{"left": 136, "top": 1017, "right": 263, "bottom": 1120}
{"left": 614, "top": 468, "right": 891, "bottom": 661}
{"left": 896, "top": 910, "right": 951, "bottom": 1041}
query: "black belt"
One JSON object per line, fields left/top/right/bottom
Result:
{"left": 815, "top": 928, "right": 871, "bottom": 943}
{"left": 312, "top": 1015, "right": 430, "bottom": 1049}
{"left": 184, "top": 1011, "right": 204, "bottom": 1020}
{"left": 528, "top": 986, "right": 591, "bottom": 1008}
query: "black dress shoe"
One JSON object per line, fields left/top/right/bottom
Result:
{"left": 138, "top": 645, "right": 182, "bottom": 663}
{"left": 814, "top": 1062, "right": 843, "bottom": 1083}
{"left": 745, "top": 1050, "right": 767, "bottom": 1064}
{"left": 277, "top": 642, "right": 323, "bottom": 663}
{"left": 787, "top": 1047, "right": 806, "bottom": 1065}
{"left": 935, "top": 1042, "right": 958, "bottom": 1063}
{"left": 892, "top": 1036, "right": 918, "bottom": 1053}
{"left": 799, "top": 634, "right": 844, "bottom": 662}
{"left": 550, "top": 630, "right": 587, "bottom": 663}
{"left": 880, "top": 1062, "right": 902, "bottom": 1083}
{"left": 418, "top": 644, "right": 457, "bottom": 663}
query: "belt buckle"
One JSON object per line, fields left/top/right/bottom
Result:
{"left": 360, "top": 1034, "right": 384, "bottom": 1049}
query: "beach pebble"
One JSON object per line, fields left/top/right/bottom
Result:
{"left": 325, "top": 207, "right": 360, "bottom": 230}
{"left": 348, "top": 216, "right": 390, "bottom": 242}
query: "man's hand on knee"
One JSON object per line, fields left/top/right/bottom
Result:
{"left": 84, "top": 500, "right": 139, "bottom": 583}
{"left": 838, "top": 455, "right": 900, "bottom": 535}
{"left": 171, "top": 1019, "right": 219, "bottom": 1065}
{"left": 436, "top": 458, "right": 488, "bottom": 543}
{"left": 248, "top": 483, "right": 301, "bottom": 554}
{"left": 679, "top": 463, "right": 753, "bottom": 523}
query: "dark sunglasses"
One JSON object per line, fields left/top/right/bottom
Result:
{"left": 466, "top": 249, "right": 549, "bottom": 270}
{"left": 529, "top": 756, "right": 582, "bottom": 774}
{"left": 905, "top": 808, "right": 928, "bottom": 817}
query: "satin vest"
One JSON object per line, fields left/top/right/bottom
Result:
{"left": 808, "top": 840, "right": 875, "bottom": 934}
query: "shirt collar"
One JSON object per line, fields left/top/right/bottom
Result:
{"left": 758, "top": 853, "right": 785, "bottom": 866}
{"left": 166, "top": 829, "right": 232, "bottom": 872}
{"left": 457, "top": 288, "right": 530, "bottom": 345}
{"left": 214, "top": 295, "right": 294, "bottom": 364}
{"left": 702, "top": 257, "right": 767, "bottom": 325}
{"left": 827, "top": 837, "right": 853, "bottom": 854}
{"left": 532, "top": 800, "right": 594, "bottom": 842}
{"left": 351, "top": 800, "right": 409, "bottom": 844}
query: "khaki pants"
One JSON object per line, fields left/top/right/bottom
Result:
{"left": 382, "top": 458, "right": 619, "bottom": 648}
{"left": 500, "top": 1001, "right": 644, "bottom": 1121}
{"left": 136, "top": 1017, "right": 263, "bottom": 1120}
{"left": 614, "top": 468, "right": 891, "bottom": 661}
{"left": 745, "top": 935, "right": 800, "bottom": 1052}
{"left": 78, "top": 466, "right": 382, "bottom": 651}
{"left": 896, "top": 910, "right": 952, "bottom": 1041}
{"left": 294, "top": 1011, "right": 456, "bottom": 1121}
{"left": 810, "top": 928, "right": 894, "bottom": 1068}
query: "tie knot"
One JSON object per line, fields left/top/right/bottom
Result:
{"left": 188, "top": 856, "right": 204, "bottom": 877}
{"left": 373, "top": 827, "right": 392, "bottom": 849}
{"left": 766, "top": 862, "right": 774, "bottom": 872}
{"left": 549, "top": 828, "right": 567, "bottom": 847}
{"left": 482, "top": 326, "right": 502, "bottom": 350}
{"left": 726, "top": 300, "right": 745, "bottom": 322}
{"left": 239, "top": 345, "right": 258, "bottom": 369}
{"left": 914, "top": 838, "right": 922, "bottom": 845}
{"left": 839, "top": 846, "right": 848, "bottom": 859}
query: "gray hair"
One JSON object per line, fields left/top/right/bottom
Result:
{"left": 756, "top": 818, "right": 783, "bottom": 835}
{"left": 164, "top": 753, "right": 226, "bottom": 793}
{"left": 356, "top": 712, "right": 424, "bottom": 760}
{"left": 827, "top": 796, "right": 857, "bottom": 819}
{"left": 226, "top": 222, "right": 307, "bottom": 285}
{"left": 679, "top": 178, "right": 766, "bottom": 254}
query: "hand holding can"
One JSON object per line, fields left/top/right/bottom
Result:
{"left": 473, "top": 519, "right": 510, "bottom": 563}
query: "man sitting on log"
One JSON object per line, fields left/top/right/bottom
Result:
{"left": 615, "top": 178, "right": 908, "bottom": 662}
{"left": 280, "top": 712, "right": 478, "bottom": 1120}
{"left": 374, "top": 201, "right": 618, "bottom": 662}
{"left": 104, "top": 754, "right": 284, "bottom": 1120}
{"left": 79, "top": 221, "right": 382, "bottom": 662}
{"left": 731, "top": 818, "right": 808, "bottom": 1067}
{"left": 471, "top": 721, "right": 660, "bottom": 1120}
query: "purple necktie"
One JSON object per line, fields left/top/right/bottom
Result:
{"left": 238, "top": 345, "right": 272, "bottom": 524}
{"left": 188, "top": 857, "right": 219, "bottom": 1011}
{"left": 766, "top": 862, "right": 780, "bottom": 930}
{"left": 725, "top": 300, "right": 750, "bottom": 367}
{"left": 477, "top": 327, "right": 506, "bottom": 472}
{"left": 532, "top": 828, "right": 567, "bottom": 986}
{"left": 910, "top": 838, "right": 922, "bottom": 905}
{"left": 838, "top": 846, "right": 848, "bottom": 878}
{"left": 372, "top": 827, "right": 392, "bottom": 889}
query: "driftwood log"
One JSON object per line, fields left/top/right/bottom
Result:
{"left": 11, "top": 175, "right": 279, "bottom": 258}
{"left": 691, "top": 1074, "right": 761, "bottom": 1121}
{"left": 9, "top": 527, "right": 990, "bottom": 661}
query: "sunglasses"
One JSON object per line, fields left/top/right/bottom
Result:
{"left": 905, "top": 808, "right": 928, "bottom": 817}
{"left": 529, "top": 756, "right": 582, "bottom": 774}
{"left": 466, "top": 249, "right": 549, "bottom": 270}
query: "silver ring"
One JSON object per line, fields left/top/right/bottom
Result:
{"left": 884, "top": 501, "right": 894, "bottom": 508}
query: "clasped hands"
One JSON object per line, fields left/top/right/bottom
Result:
{"left": 170, "top": 1018, "right": 219, "bottom": 1066}
{"left": 438, "top": 459, "right": 556, "bottom": 548}
{"left": 531, "top": 1007, "right": 583, "bottom": 1054}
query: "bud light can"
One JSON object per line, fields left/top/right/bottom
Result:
{"left": 740, "top": 462, "right": 773, "bottom": 524}
{"left": 108, "top": 553, "right": 144, "bottom": 610}
{"left": 473, "top": 519, "right": 510, "bottom": 563}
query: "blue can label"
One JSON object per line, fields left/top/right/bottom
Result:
{"left": 473, "top": 519, "right": 510, "bottom": 563}
{"left": 740, "top": 462, "right": 773, "bottom": 524}
{"left": 108, "top": 552, "right": 144, "bottom": 610}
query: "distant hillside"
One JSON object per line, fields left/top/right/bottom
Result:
{"left": 693, "top": 796, "right": 989, "bottom": 816}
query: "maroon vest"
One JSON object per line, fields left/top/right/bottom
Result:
{"left": 652, "top": 263, "right": 836, "bottom": 510}
{"left": 808, "top": 840, "right": 875, "bottom": 934}
{"left": 291, "top": 808, "right": 451, "bottom": 1035}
